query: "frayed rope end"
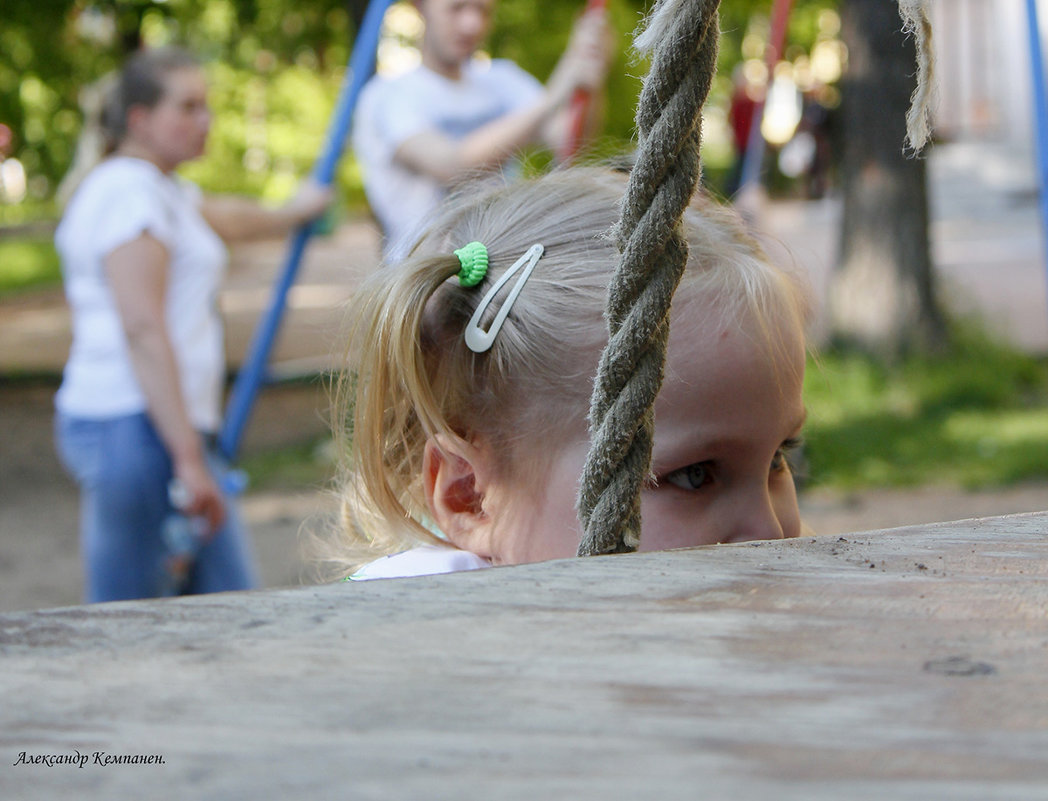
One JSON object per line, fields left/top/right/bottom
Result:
{"left": 898, "top": 0, "right": 937, "bottom": 154}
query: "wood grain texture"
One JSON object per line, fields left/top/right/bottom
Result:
{"left": 2, "top": 512, "right": 1046, "bottom": 799}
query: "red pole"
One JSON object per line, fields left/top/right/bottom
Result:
{"left": 768, "top": 0, "right": 793, "bottom": 71}
{"left": 557, "top": 0, "right": 607, "bottom": 164}
{"left": 738, "top": 0, "right": 795, "bottom": 190}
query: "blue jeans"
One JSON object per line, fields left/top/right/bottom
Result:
{"left": 55, "top": 412, "right": 257, "bottom": 603}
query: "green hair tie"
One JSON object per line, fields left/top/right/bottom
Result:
{"left": 454, "top": 241, "right": 488, "bottom": 288}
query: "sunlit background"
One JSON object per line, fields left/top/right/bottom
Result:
{"left": 0, "top": 0, "right": 1041, "bottom": 285}
{"left": 0, "top": 0, "right": 854, "bottom": 222}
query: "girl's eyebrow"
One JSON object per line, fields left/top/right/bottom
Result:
{"left": 649, "top": 433, "right": 743, "bottom": 471}
{"left": 654, "top": 407, "right": 809, "bottom": 470}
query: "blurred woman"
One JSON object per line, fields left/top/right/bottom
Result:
{"left": 54, "top": 46, "right": 330, "bottom": 602}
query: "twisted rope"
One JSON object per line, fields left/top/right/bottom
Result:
{"left": 576, "top": 0, "right": 721, "bottom": 556}
{"left": 898, "top": 0, "right": 936, "bottom": 152}
{"left": 574, "top": 0, "right": 931, "bottom": 557}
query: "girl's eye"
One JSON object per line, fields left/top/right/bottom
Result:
{"left": 771, "top": 437, "right": 804, "bottom": 473}
{"left": 664, "top": 461, "right": 713, "bottom": 490}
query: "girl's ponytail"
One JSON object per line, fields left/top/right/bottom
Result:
{"left": 328, "top": 254, "right": 464, "bottom": 570}
{"left": 55, "top": 73, "right": 117, "bottom": 208}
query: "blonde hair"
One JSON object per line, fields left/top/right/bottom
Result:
{"left": 319, "top": 167, "right": 811, "bottom": 576}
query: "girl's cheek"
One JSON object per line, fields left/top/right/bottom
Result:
{"left": 772, "top": 480, "right": 802, "bottom": 540}
{"left": 638, "top": 491, "right": 718, "bottom": 551}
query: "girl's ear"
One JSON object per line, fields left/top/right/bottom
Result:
{"left": 422, "top": 434, "right": 496, "bottom": 558}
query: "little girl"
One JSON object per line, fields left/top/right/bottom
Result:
{"left": 323, "top": 167, "right": 811, "bottom": 580}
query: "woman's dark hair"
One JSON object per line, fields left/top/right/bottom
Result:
{"left": 101, "top": 46, "right": 199, "bottom": 152}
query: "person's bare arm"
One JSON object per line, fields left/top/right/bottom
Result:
{"left": 395, "top": 10, "right": 612, "bottom": 185}
{"left": 394, "top": 95, "right": 566, "bottom": 185}
{"left": 104, "top": 233, "right": 224, "bottom": 532}
{"left": 200, "top": 179, "right": 333, "bottom": 242}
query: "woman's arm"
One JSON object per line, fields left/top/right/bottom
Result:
{"left": 104, "top": 233, "right": 224, "bottom": 532}
{"left": 199, "top": 179, "right": 333, "bottom": 243}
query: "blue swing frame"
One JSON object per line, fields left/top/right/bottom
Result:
{"left": 217, "top": 0, "right": 396, "bottom": 461}
{"left": 1026, "top": 0, "right": 1048, "bottom": 315}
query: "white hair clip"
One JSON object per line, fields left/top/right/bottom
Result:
{"left": 464, "top": 243, "right": 544, "bottom": 354}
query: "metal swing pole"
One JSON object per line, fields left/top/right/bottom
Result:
{"left": 1025, "top": 0, "right": 1048, "bottom": 319}
{"left": 218, "top": 0, "right": 396, "bottom": 461}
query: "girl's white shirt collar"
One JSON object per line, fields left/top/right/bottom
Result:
{"left": 348, "top": 545, "right": 491, "bottom": 581}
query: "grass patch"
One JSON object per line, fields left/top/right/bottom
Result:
{"left": 0, "top": 237, "right": 61, "bottom": 295}
{"left": 239, "top": 435, "right": 336, "bottom": 493}
{"left": 803, "top": 330, "right": 1048, "bottom": 490}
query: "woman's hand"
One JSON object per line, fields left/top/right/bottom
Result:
{"left": 282, "top": 178, "right": 335, "bottom": 227}
{"left": 174, "top": 448, "right": 226, "bottom": 537}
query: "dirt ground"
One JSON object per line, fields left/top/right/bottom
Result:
{"left": 2, "top": 377, "right": 1046, "bottom": 614}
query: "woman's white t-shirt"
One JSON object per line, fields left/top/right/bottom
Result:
{"left": 55, "top": 157, "right": 227, "bottom": 431}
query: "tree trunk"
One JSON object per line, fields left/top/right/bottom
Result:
{"left": 832, "top": 0, "right": 947, "bottom": 359}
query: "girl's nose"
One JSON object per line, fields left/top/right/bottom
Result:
{"left": 722, "top": 491, "right": 785, "bottom": 544}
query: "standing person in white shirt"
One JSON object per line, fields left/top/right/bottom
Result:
{"left": 353, "top": 0, "right": 612, "bottom": 261}
{"left": 54, "top": 46, "right": 331, "bottom": 602}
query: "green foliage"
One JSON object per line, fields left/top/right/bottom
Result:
{"left": 240, "top": 434, "right": 335, "bottom": 491}
{"left": 0, "top": 0, "right": 838, "bottom": 203}
{"left": 718, "top": 0, "right": 837, "bottom": 69}
{"left": 180, "top": 62, "right": 340, "bottom": 200}
{"left": 803, "top": 329, "right": 1048, "bottom": 490}
{"left": 0, "top": 237, "right": 61, "bottom": 294}
{"left": 0, "top": 0, "right": 842, "bottom": 289}
{"left": 0, "top": 0, "right": 356, "bottom": 203}
{"left": 490, "top": 0, "right": 649, "bottom": 152}
{"left": 0, "top": 199, "right": 58, "bottom": 227}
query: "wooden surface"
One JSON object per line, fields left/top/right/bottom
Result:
{"left": 2, "top": 512, "right": 1047, "bottom": 800}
